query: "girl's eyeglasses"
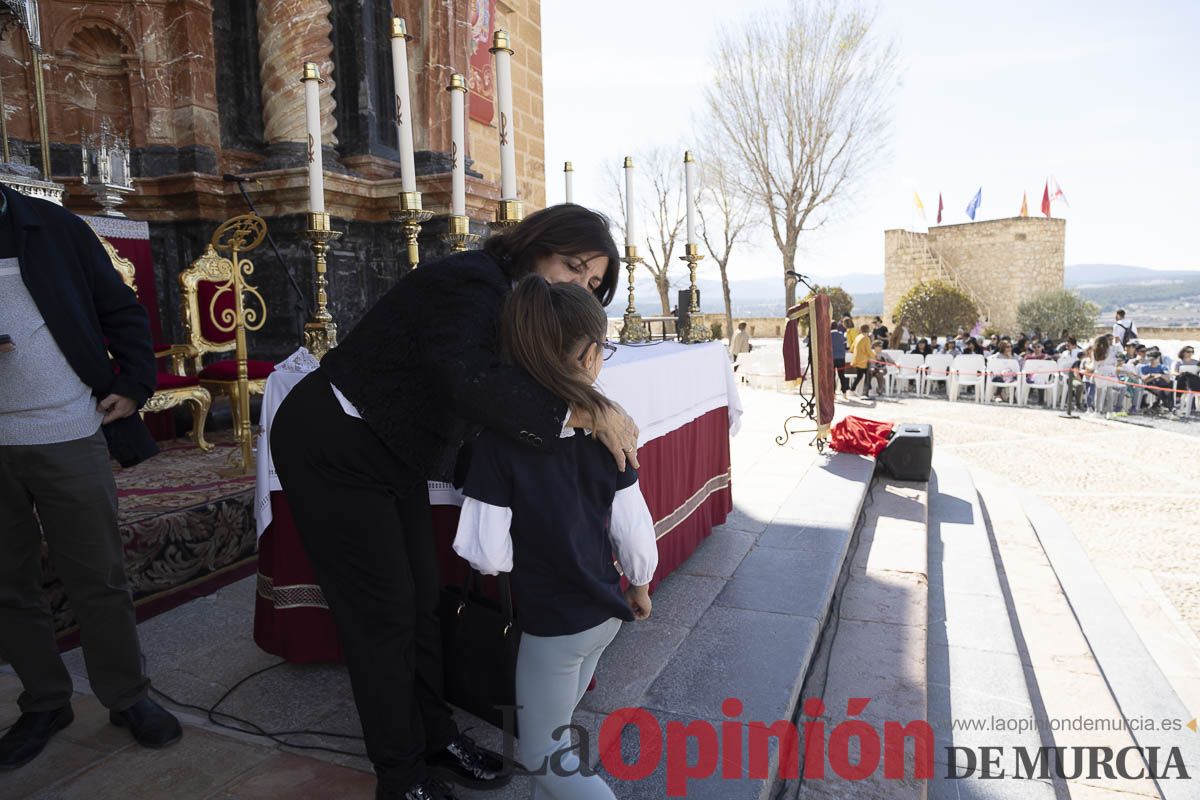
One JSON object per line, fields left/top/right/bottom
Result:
{"left": 581, "top": 341, "right": 618, "bottom": 363}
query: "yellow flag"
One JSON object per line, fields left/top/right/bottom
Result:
{"left": 1020, "top": 192, "right": 1029, "bottom": 217}
{"left": 913, "top": 191, "right": 926, "bottom": 221}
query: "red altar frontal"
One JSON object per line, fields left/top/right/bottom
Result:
{"left": 253, "top": 342, "right": 742, "bottom": 663}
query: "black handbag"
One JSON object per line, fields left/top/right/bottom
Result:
{"left": 439, "top": 570, "right": 521, "bottom": 733}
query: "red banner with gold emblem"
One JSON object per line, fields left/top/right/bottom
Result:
{"left": 468, "top": 0, "right": 496, "bottom": 124}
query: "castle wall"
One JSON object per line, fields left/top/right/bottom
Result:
{"left": 883, "top": 217, "right": 1066, "bottom": 334}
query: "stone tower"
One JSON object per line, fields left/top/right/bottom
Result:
{"left": 883, "top": 217, "right": 1066, "bottom": 333}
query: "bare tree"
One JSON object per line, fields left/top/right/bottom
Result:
{"left": 707, "top": 0, "right": 896, "bottom": 308}
{"left": 605, "top": 147, "right": 685, "bottom": 314}
{"left": 697, "top": 152, "right": 753, "bottom": 345}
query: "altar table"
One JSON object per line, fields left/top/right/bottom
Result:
{"left": 253, "top": 341, "right": 742, "bottom": 663}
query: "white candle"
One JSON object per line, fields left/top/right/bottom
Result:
{"left": 447, "top": 73, "right": 467, "bottom": 217}
{"left": 564, "top": 161, "right": 574, "bottom": 203}
{"left": 390, "top": 18, "right": 416, "bottom": 194}
{"left": 684, "top": 150, "right": 698, "bottom": 245}
{"left": 623, "top": 156, "right": 636, "bottom": 247}
{"left": 302, "top": 62, "right": 325, "bottom": 213}
{"left": 491, "top": 31, "right": 517, "bottom": 200}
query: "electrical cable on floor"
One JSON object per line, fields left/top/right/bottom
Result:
{"left": 149, "top": 660, "right": 368, "bottom": 757}
{"left": 775, "top": 471, "right": 880, "bottom": 800}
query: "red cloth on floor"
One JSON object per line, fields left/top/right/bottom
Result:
{"left": 829, "top": 416, "right": 895, "bottom": 457}
{"left": 783, "top": 318, "right": 802, "bottom": 381}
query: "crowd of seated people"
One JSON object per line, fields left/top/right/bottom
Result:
{"left": 824, "top": 315, "right": 1198, "bottom": 416}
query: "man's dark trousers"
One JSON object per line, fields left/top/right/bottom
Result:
{"left": 0, "top": 429, "right": 148, "bottom": 712}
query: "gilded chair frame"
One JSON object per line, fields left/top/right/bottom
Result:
{"left": 102, "top": 236, "right": 213, "bottom": 451}
{"left": 178, "top": 244, "right": 267, "bottom": 435}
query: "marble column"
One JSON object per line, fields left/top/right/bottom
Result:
{"left": 257, "top": 0, "right": 338, "bottom": 166}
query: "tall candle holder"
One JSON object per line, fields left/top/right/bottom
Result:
{"left": 443, "top": 214, "right": 480, "bottom": 253}
{"left": 303, "top": 211, "right": 342, "bottom": 359}
{"left": 679, "top": 243, "right": 712, "bottom": 344}
{"left": 489, "top": 199, "right": 524, "bottom": 231}
{"left": 619, "top": 244, "right": 649, "bottom": 344}
{"left": 392, "top": 191, "right": 432, "bottom": 268}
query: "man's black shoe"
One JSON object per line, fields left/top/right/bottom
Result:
{"left": 427, "top": 733, "right": 511, "bottom": 790}
{"left": 377, "top": 777, "right": 459, "bottom": 800}
{"left": 109, "top": 697, "right": 182, "bottom": 748}
{"left": 0, "top": 706, "right": 74, "bottom": 770}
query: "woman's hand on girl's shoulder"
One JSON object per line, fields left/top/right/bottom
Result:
{"left": 625, "top": 584, "right": 652, "bottom": 620}
{"left": 590, "top": 403, "right": 640, "bottom": 472}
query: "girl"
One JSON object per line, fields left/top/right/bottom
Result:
{"left": 454, "top": 276, "right": 659, "bottom": 800}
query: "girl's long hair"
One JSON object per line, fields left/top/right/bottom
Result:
{"left": 500, "top": 275, "right": 615, "bottom": 424}
{"left": 1093, "top": 334, "right": 1111, "bottom": 362}
{"left": 484, "top": 203, "right": 621, "bottom": 306}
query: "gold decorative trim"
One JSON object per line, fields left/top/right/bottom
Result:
{"left": 140, "top": 386, "right": 214, "bottom": 452}
{"left": 102, "top": 237, "right": 137, "bottom": 293}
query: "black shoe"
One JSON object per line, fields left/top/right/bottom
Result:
{"left": 109, "top": 696, "right": 182, "bottom": 749}
{"left": 0, "top": 705, "right": 74, "bottom": 770}
{"left": 427, "top": 733, "right": 511, "bottom": 790}
{"left": 378, "top": 777, "right": 458, "bottom": 800}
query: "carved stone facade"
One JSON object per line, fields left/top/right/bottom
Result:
{"left": 0, "top": 0, "right": 546, "bottom": 359}
{"left": 883, "top": 217, "right": 1066, "bottom": 333}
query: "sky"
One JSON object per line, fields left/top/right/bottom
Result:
{"left": 541, "top": 0, "right": 1200, "bottom": 286}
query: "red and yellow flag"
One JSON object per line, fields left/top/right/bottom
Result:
{"left": 1019, "top": 192, "right": 1029, "bottom": 217}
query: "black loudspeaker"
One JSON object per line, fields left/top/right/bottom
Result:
{"left": 876, "top": 423, "right": 933, "bottom": 481}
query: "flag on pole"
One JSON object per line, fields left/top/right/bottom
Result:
{"left": 1019, "top": 192, "right": 1029, "bottom": 217}
{"left": 913, "top": 191, "right": 926, "bottom": 221}
{"left": 1041, "top": 181, "right": 1051, "bottom": 217}
{"left": 1051, "top": 178, "right": 1068, "bottom": 207}
{"left": 965, "top": 188, "right": 982, "bottom": 221}
{"left": 937, "top": 193, "right": 943, "bottom": 224}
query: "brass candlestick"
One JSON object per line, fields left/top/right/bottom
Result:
{"left": 392, "top": 191, "right": 432, "bottom": 268}
{"left": 443, "top": 214, "right": 480, "bottom": 253}
{"left": 489, "top": 198, "right": 524, "bottom": 231}
{"left": 619, "top": 244, "right": 649, "bottom": 344}
{"left": 679, "top": 243, "right": 712, "bottom": 344}
{"left": 303, "top": 211, "right": 342, "bottom": 360}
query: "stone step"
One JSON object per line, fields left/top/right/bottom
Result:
{"left": 924, "top": 455, "right": 1057, "bottom": 799}
{"left": 579, "top": 452, "right": 877, "bottom": 800}
{"left": 791, "top": 477, "right": 930, "bottom": 800}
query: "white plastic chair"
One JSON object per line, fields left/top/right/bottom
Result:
{"left": 892, "top": 353, "right": 925, "bottom": 395}
{"left": 948, "top": 354, "right": 986, "bottom": 402}
{"left": 882, "top": 349, "right": 905, "bottom": 366}
{"left": 1054, "top": 353, "right": 1077, "bottom": 408}
{"left": 1175, "top": 364, "right": 1198, "bottom": 416}
{"left": 1020, "top": 360, "right": 1060, "bottom": 407}
{"left": 922, "top": 353, "right": 954, "bottom": 397}
{"left": 985, "top": 357, "right": 1021, "bottom": 404}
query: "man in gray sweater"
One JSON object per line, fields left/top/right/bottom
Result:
{"left": 0, "top": 185, "right": 181, "bottom": 770}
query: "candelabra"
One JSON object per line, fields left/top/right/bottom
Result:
{"left": 392, "top": 191, "right": 432, "bottom": 267}
{"left": 443, "top": 214, "right": 480, "bottom": 253}
{"left": 303, "top": 211, "right": 342, "bottom": 360}
{"left": 489, "top": 198, "right": 524, "bottom": 231}
{"left": 679, "top": 243, "right": 712, "bottom": 344}
{"left": 619, "top": 244, "right": 649, "bottom": 344}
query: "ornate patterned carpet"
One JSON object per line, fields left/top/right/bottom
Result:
{"left": 49, "top": 432, "right": 257, "bottom": 647}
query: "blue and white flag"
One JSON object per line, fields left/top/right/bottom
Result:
{"left": 965, "top": 188, "right": 982, "bottom": 220}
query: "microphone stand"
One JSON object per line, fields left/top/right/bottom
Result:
{"left": 230, "top": 179, "right": 311, "bottom": 344}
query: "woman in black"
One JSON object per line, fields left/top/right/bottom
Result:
{"left": 270, "top": 205, "right": 638, "bottom": 800}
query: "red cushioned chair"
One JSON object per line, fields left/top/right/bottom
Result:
{"left": 104, "top": 237, "right": 213, "bottom": 451}
{"left": 177, "top": 244, "right": 273, "bottom": 438}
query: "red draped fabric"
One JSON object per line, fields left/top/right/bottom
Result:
{"left": 106, "top": 236, "right": 162, "bottom": 346}
{"left": 254, "top": 407, "right": 733, "bottom": 663}
{"left": 812, "top": 294, "right": 835, "bottom": 429}
{"left": 783, "top": 319, "right": 802, "bottom": 381}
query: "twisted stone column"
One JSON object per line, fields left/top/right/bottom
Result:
{"left": 257, "top": 0, "right": 338, "bottom": 155}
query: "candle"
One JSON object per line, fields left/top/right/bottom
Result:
{"left": 684, "top": 150, "right": 698, "bottom": 246}
{"left": 302, "top": 62, "right": 325, "bottom": 213}
{"left": 623, "top": 156, "right": 637, "bottom": 247}
{"left": 490, "top": 31, "right": 517, "bottom": 200}
{"left": 390, "top": 18, "right": 416, "bottom": 194}
{"left": 447, "top": 73, "right": 467, "bottom": 217}
{"left": 564, "top": 161, "right": 574, "bottom": 204}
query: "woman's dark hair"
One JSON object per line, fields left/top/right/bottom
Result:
{"left": 1094, "top": 334, "right": 1110, "bottom": 362}
{"left": 484, "top": 203, "right": 621, "bottom": 306}
{"left": 500, "top": 275, "right": 615, "bottom": 423}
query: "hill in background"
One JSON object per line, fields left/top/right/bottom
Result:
{"left": 695, "top": 264, "right": 1200, "bottom": 327}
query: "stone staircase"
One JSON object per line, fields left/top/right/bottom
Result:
{"left": 901, "top": 231, "right": 993, "bottom": 324}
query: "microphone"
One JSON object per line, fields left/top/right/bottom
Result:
{"left": 223, "top": 173, "right": 247, "bottom": 182}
